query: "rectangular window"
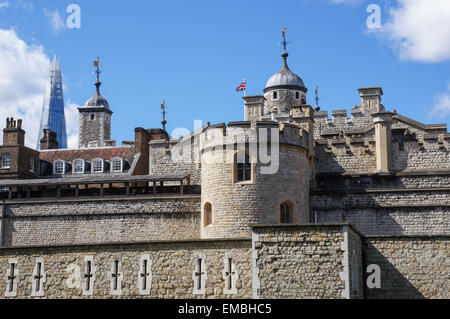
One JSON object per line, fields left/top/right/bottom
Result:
{"left": 93, "top": 160, "right": 103, "bottom": 173}
{"left": 54, "top": 161, "right": 64, "bottom": 175}
{"left": 111, "top": 159, "right": 123, "bottom": 172}
{"left": 73, "top": 160, "right": 84, "bottom": 174}
{"left": 237, "top": 155, "right": 252, "bottom": 182}
{"left": 1, "top": 153, "right": 11, "bottom": 169}
{"left": 30, "top": 158, "right": 35, "bottom": 173}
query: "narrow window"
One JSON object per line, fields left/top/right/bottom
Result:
{"left": 31, "top": 258, "right": 46, "bottom": 297}
{"left": 236, "top": 154, "right": 252, "bottom": 182}
{"left": 351, "top": 251, "right": 359, "bottom": 295}
{"left": 54, "top": 160, "right": 64, "bottom": 175}
{"left": 138, "top": 255, "right": 152, "bottom": 295}
{"left": 109, "top": 259, "right": 123, "bottom": 295}
{"left": 1, "top": 153, "right": 11, "bottom": 169}
{"left": 280, "top": 202, "right": 292, "bottom": 224}
{"left": 82, "top": 256, "right": 96, "bottom": 296}
{"left": 204, "top": 203, "right": 212, "bottom": 227}
{"left": 30, "top": 158, "right": 35, "bottom": 173}
{"left": 273, "top": 91, "right": 278, "bottom": 100}
{"left": 192, "top": 253, "right": 207, "bottom": 295}
{"left": 6, "top": 259, "right": 18, "bottom": 297}
{"left": 90, "top": 114, "right": 95, "bottom": 120}
{"left": 295, "top": 91, "right": 300, "bottom": 100}
{"left": 398, "top": 135, "right": 404, "bottom": 151}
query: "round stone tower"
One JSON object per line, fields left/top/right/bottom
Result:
{"left": 200, "top": 122, "right": 313, "bottom": 239}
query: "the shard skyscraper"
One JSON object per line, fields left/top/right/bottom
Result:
{"left": 37, "top": 56, "right": 68, "bottom": 149}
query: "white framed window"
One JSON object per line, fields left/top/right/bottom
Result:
{"left": 111, "top": 157, "right": 123, "bottom": 173}
{"left": 1, "top": 153, "right": 11, "bottom": 169}
{"left": 30, "top": 158, "right": 35, "bottom": 173}
{"left": 53, "top": 160, "right": 65, "bottom": 175}
{"left": 92, "top": 158, "right": 104, "bottom": 173}
{"left": 73, "top": 159, "right": 85, "bottom": 174}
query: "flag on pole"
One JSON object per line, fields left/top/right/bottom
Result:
{"left": 236, "top": 79, "right": 247, "bottom": 93}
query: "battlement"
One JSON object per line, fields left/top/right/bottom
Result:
{"left": 199, "top": 121, "right": 309, "bottom": 151}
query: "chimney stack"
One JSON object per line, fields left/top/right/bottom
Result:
{"left": 40, "top": 128, "right": 59, "bottom": 150}
{"left": 3, "top": 117, "right": 25, "bottom": 146}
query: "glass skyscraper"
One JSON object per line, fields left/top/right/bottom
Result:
{"left": 37, "top": 56, "right": 68, "bottom": 150}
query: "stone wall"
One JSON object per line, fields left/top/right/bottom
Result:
{"left": 252, "top": 224, "right": 363, "bottom": 299}
{"left": 0, "top": 239, "right": 252, "bottom": 299}
{"left": 364, "top": 236, "right": 450, "bottom": 299}
{"left": 311, "top": 173, "right": 450, "bottom": 236}
{"left": 0, "top": 195, "right": 201, "bottom": 247}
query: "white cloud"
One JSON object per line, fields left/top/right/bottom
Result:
{"left": 0, "top": 28, "right": 78, "bottom": 149}
{"left": 382, "top": 0, "right": 450, "bottom": 63}
{"left": 429, "top": 85, "right": 450, "bottom": 119}
{"left": 0, "top": 2, "right": 9, "bottom": 9}
{"left": 43, "top": 8, "right": 66, "bottom": 34}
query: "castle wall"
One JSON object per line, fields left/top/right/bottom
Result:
{"left": 0, "top": 239, "right": 252, "bottom": 299}
{"left": 252, "top": 224, "right": 364, "bottom": 299}
{"left": 149, "top": 138, "right": 201, "bottom": 186}
{"left": 364, "top": 236, "right": 450, "bottom": 299}
{"left": 0, "top": 195, "right": 201, "bottom": 247}
{"left": 312, "top": 174, "right": 450, "bottom": 236}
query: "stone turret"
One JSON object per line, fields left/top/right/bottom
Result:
{"left": 200, "top": 122, "right": 313, "bottom": 239}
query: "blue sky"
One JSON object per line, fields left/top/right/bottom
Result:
{"left": 0, "top": 0, "right": 449, "bottom": 148}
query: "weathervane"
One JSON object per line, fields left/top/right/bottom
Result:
{"left": 280, "top": 27, "right": 290, "bottom": 52}
{"left": 93, "top": 57, "right": 103, "bottom": 82}
{"left": 315, "top": 86, "right": 321, "bottom": 112}
{"left": 161, "top": 101, "right": 167, "bottom": 131}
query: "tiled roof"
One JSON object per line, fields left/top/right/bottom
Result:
{"left": 39, "top": 147, "right": 135, "bottom": 164}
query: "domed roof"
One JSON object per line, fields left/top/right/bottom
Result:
{"left": 84, "top": 81, "right": 109, "bottom": 109}
{"left": 264, "top": 52, "right": 306, "bottom": 93}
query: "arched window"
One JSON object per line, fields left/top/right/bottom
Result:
{"left": 280, "top": 202, "right": 293, "bottom": 224}
{"left": 236, "top": 153, "right": 252, "bottom": 182}
{"left": 92, "top": 158, "right": 104, "bottom": 173}
{"left": 111, "top": 157, "right": 123, "bottom": 173}
{"left": 73, "top": 159, "right": 85, "bottom": 174}
{"left": 53, "top": 160, "right": 65, "bottom": 175}
{"left": 204, "top": 203, "right": 213, "bottom": 227}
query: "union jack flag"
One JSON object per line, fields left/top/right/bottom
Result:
{"left": 236, "top": 80, "right": 247, "bottom": 92}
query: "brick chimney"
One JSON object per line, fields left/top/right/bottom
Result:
{"left": 3, "top": 117, "right": 25, "bottom": 146}
{"left": 40, "top": 128, "right": 59, "bottom": 150}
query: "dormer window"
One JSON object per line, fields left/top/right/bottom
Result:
{"left": 111, "top": 157, "right": 123, "bottom": 173}
{"left": 53, "top": 160, "right": 65, "bottom": 175}
{"left": 92, "top": 158, "right": 104, "bottom": 173}
{"left": 73, "top": 159, "right": 85, "bottom": 174}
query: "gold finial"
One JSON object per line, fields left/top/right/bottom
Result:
{"left": 94, "top": 57, "right": 100, "bottom": 67}
{"left": 161, "top": 100, "right": 166, "bottom": 110}
{"left": 282, "top": 27, "right": 287, "bottom": 39}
